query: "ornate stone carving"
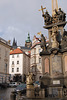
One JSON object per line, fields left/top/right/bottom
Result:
{"left": 53, "top": 8, "right": 66, "bottom": 23}
{"left": 39, "top": 34, "right": 47, "bottom": 52}
{"left": 42, "top": 10, "right": 52, "bottom": 25}
{"left": 61, "top": 30, "right": 67, "bottom": 49}
{"left": 26, "top": 73, "right": 33, "bottom": 85}
{"left": 58, "top": 8, "right": 66, "bottom": 22}
{"left": 63, "top": 89, "right": 67, "bottom": 97}
{"left": 52, "top": 55, "right": 62, "bottom": 75}
{"left": 51, "top": 25, "right": 59, "bottom": 48}
{"left": 42, "top": 7, "right": 66, "bottom": 25}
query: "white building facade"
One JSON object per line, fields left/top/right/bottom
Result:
{"left": 0, "top": 37, "right": 11, "bottom": 83}
{"left": 9, "top": 48, "right": 30, "bottom": 82}
{"left": 30, "top": 36, "right": 43, "bottom": 81}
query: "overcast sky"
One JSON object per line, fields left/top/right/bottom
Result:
{"left": 0, "top": 0, "right": 67, "bottom": 46}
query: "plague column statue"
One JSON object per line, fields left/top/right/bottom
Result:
{"left": 51, "top": 25, "right": 59, "bottom": 48}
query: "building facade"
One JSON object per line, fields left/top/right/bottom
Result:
{"left": 0, "top": 37, "right": 11, "bottom": 83}
{"left": 30, "top": 36, "right": 43, "bottom": 81}
{"left": 9, "top": 48, "right": 30, "bottom": 82}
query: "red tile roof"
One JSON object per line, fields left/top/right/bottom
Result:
{"left": 10, "top": 48, "right": 23, "bottom": 55}
{"left": 28, "top": 51, "right": 31, "bottom": 54}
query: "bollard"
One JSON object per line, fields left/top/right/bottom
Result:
{"left": 10, "top": 91, "right": 16, "bottom": 100}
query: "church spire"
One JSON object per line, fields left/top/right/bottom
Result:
{"left": 12, "top": 38, "right": 17, "bottom": 49}
{"left": 12, "top": 38, "right": 16, "bottom": 46}
{"left": 52, "top": 0, "right": 58, "bottom": 16}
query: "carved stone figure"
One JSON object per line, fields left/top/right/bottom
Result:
{"left": 53, "top": 9, "right": 59, "bottom": 23}
{"left": 26, "top": 73, "right": 33, "bottom": 85}
{"left": 52, "top": 25, "right": 58, "bottom": 42}
{"left": 53, "top": 8, "right": 66, "bottom": 23}
{"left": 42, "top": 10, "right": 52, "bottom": 25}
{"left": 58, "top": 8, "right": 66, "bottom": 22}
{"left": 61, "top": 29, "right": 67, "bottom": 48}
{"left": 51, "top": 25, "right": 59, "bottom": 48}
{"left": 39, "top": 34, "right": 47, "bottom": 51}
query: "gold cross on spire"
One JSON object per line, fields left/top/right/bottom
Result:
{"left": 39, "top": 5, "right": 46, "bottom": 14}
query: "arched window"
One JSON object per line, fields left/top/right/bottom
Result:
{"left": 44, "top": 58, "right": 49, "bottom": 73}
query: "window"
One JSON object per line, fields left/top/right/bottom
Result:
{"left": 39, "top": 58, "right": 41, "bottom": 63}
{"left": 17, "top": 54, "right": 19, "bottom": 57}
{"left": 12, "top": 61, "right": 14, "bottom": 65}
{"left": 17, "top": 68, "right": 19, "bottom": 72}
{"left": 12, "top": 55, "right": 14, "bottom": 58}
{"left": 12, "top": 68, "right": 14, "bottom": 72}
{"left": 17, "top": 61, "right": 19, "bottom": 64}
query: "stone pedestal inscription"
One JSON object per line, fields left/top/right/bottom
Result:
{"left": 53, "top": 80, "right": 60, "bottom": 85}
{"left": 65, "top": 56, "right": 67, "bottom": 72}
{"left": 45, "top": 58, "right": 49, "bottom": 73}
{"left": 52, "top": 55, "right": 62, "bottom": 74}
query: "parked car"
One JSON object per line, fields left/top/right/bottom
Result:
{"left": 14, "top": 83, "right": 26, "bottom": 94}
{"left": 9, "top": 82, "right": 18, "bottom": 87}
{"left": 34, "top": 81, "right": 40, "bottom": 88}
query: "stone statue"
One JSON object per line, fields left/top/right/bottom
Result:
{"left": 58, "top": 8, "right": 66, "bottom": 22}
{"left": 42, "top": 10, "right": 52, "bottom": 25}
{"left": 53, "top": 9, "right": 59, "bottom": 23}
{"left": 61, "top": 29, "right": 67, "bottom": 48}
{"left": 52, "top": 25, "right": 58, "bottom": 41}
{"left": 51, "top": 25, "right": 59, "bottom": 48}
{"left": 39, "top": 34, "right": 47, "bottom": 51}
{"left": 53, "top": 8, "right": 66, "bottom": 23}
{"left": 26, "top": 72, "right": 33, "bottom": 85}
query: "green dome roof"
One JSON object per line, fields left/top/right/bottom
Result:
{"left": 25, "top": 33, "right": 31, "bottom": 43}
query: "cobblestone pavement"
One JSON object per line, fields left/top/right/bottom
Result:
{"left": 0, "top": 88, "right": 15, "bottom": 100}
